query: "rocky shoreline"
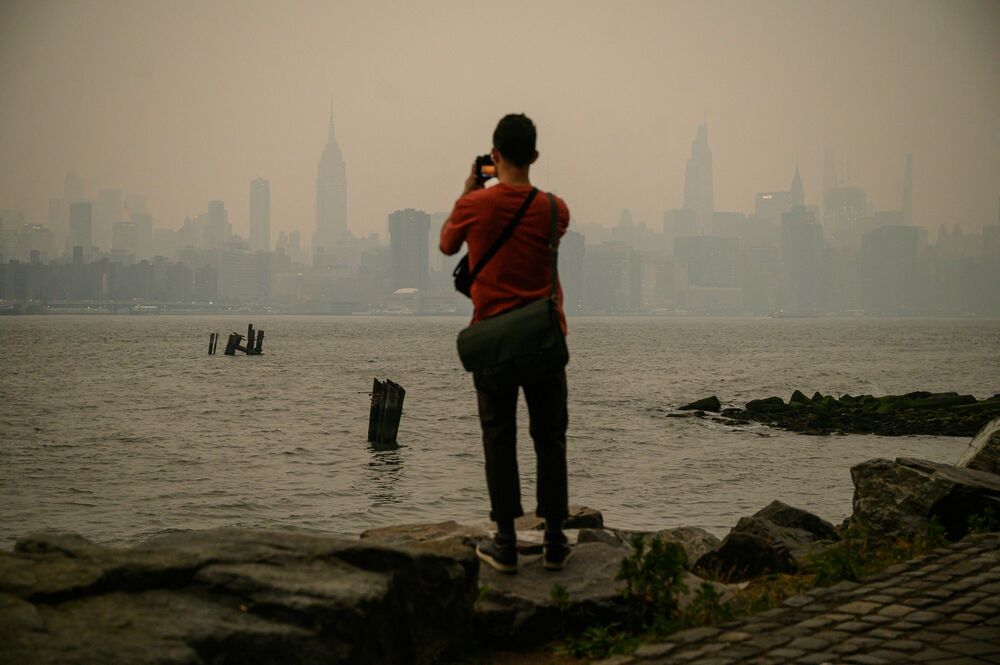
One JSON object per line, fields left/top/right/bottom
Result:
{"left": 2, "top": 419, "right": 998, "bottom": 664}
{"left": 680, "top": 391, "right": 1000, "bottom": 437}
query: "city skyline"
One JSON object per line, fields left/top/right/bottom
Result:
{"left": 0, "top": 0, "right": 997, "bottom": 241}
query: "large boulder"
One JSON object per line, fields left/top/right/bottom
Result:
{"left": 694, "top": 501, "right": 838, "bottom": 582}
{"left": 958, "top": 417, "right": 1000, "bottom": 475}
{"left": 849, "top": 457, "right": 1000, "bottom": 540}
{"left": 0, "top": 528, "right": 478, "bottom": 665}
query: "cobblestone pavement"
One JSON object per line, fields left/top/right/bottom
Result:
{"left": 606, "top": 532, "right": 1000, "bottom": 665}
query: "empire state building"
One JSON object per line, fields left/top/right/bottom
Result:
{"left": 683, "top": 122, "right": 714, "bottom": 230}
{"left": 315, "top": 111, "right": 347, "bottom": 251}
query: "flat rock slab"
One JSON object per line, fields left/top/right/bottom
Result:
{"left": 0, "top": 528, "right": 478, "bottom": 665}
{"left": 475, "top": 542, "right": 630, "bottom": 648}
{"left": 475, "top": 541, "right": 735, "bottom": 649}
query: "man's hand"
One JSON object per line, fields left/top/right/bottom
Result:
{"left": 461, "top": 160, "right": 482, "bottom": 197}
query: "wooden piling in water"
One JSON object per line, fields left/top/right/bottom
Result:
{"left": 208, "top": 332, "right": 216, "bottom": 355}
{"left": 254, "top": 330, "right": 264, "bottom": 354}
{"left": 223, "top": 332, "right": 241, "bottom": 355}
{"left": 246, "top": 324, "right": 255, "bottom": 355}
{"left": 367, "top": 378, "right": 405, "bottom": 446}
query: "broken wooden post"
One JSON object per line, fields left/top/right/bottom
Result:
{"left": 208, "top": 332, "right": 216, "bottom": 355}
{"left": 254, "top": 330, "right": 264, "bottom": 355}
{"left": 367, "top": 378, "right": 405, "bottom": 447}
{"left": 246, "top": 323, "right": 255, "bottom": 355}
{"left": 223, "top": 332, "right": 241, "bottom": 356}
{"left": 368, "top": 378, "right": 384, "bottom": 442}
{"left": 381, "top": 381, "right": 406, "bottom": 445}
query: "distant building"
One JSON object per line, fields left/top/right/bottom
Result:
{"left": 663, "top": 208, "right": 699, "bottom": 250}
{"left": 94, "top": 188, "right": 122, "bottom": 250}
{"left": 112, "top": 221, "right": 139, "bottom": 258}
{"left": 861, "top": 225, "right": 921, "bottom": 313}
{"left": 250, "top": 177, "right": 271, "bottom": 253}
{"left": 583, "top": 241, "right": 636, "bottom": 312}
{"left": 69, "top": 201, "right": 93, "bottom": 259}
{"left": 315, "top": 110, "right": 347, "bottom": 254}
{"left": 902, "top": 154, "right": 913, "bottom": 225}
{"left": 559, "top": 230, "right": 585, "bottom": 313}
{"left": 131, "top": 212, "right": 154, "bottom": 260}
{"left": 683, "top": 123, "right": 714, "bottom": 230}
{"left": 674, "top": 235, "right": 739, "bottom": 287}
{"left": 824, "top": 186, "right": 867, "bottom": 248}
{"left": 780, "top": 205, "right": 824, "bottom": 313}
{"left": 755, "top": 191, "right": 793, "bottom": 224}
{"left": 202, "top": 200, "right": 230, "bottom": 249}
{"left": 755, "top": 164, "right": 805, "bottom": 224}
{"left": 388, "top": 208, "right": 430, "bottom": 291}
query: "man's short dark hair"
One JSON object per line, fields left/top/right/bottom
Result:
{"left": 493, "top": 114, "right": 536, "bottom": 167}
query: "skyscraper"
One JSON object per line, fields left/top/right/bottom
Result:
{"left": 203, "top": 200, "right": 229, "bottom": 249}
{"left": 315, "top": 109, "right": 347, "bottom": 254}
{"left": 94, "top": 188, "right": 122, "bottom": 250}
{"left": 69, "top": 201, "right": 92, "bottom": 258}
{"left": 250, "top": 177, "right": 271, "bottom": 253}
{"left": 902, "top": 154, "right": 913, "bottom": 225}
{"left": 388, "top": 208, "right": 430, "bottom": 290}
{"left": 790, "top": 162, "right": 804, "bottom": 207}
{"left": 822, "top": 148, "right": 838, "bottom": 200}
{"left": 683, "top": 123, "right": 714, "bottom": 230}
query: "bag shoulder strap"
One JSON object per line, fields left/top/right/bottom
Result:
{"left": 546, "top": 192, "right": 560, "bottom": 299}
{"left": 468, "top": 187, "right": 538, "bottom": 284}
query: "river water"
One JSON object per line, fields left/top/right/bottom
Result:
{"left": 1, "top": 315, "right": 997, "bottom": 547}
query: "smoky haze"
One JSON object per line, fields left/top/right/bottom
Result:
{"left": 1, "top": 0, "right": 998, "bottom": 237}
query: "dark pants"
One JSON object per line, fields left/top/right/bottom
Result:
{"left": 473, "top": 364, "right": 569, "bottom": 524}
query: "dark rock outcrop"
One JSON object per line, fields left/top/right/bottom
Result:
{"left": 958, "top": 417, "right": 1000, "bottom": 475}
{"left": 720, "top": 391, "right": 1000, "bottom": 436}
{"left": 680, "top": 396, "right": 722, "bottom": 412}
{"left": 849, "top": 457, "right": 1000, "bottom": 540}
{"left": 0, "top": 528, "right": 477, "bottom": 665}
{"left": 694, "top": 501, "right": 838, "bottom": 582}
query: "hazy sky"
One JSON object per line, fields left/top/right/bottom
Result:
{"left": 1, "top": 0, "right": 997, "bottom": 240}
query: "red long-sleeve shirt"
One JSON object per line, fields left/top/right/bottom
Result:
{"left": 440, "top": 183, "right": 570, "bottom": 331}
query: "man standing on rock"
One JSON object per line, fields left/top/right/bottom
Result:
{"left": 439, "top": 113, "right": 572, "bottom": 573}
